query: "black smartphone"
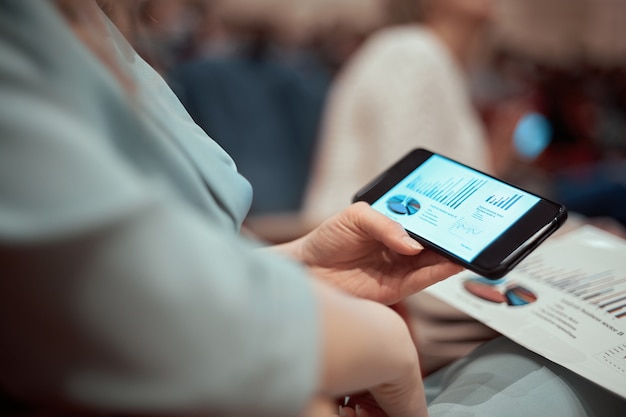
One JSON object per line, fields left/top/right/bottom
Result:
{"left": 353, "top": 148, "right": 568, "bottom": 278}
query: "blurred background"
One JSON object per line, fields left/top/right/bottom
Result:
{"left": 98, "top": 0, "right": 626, "bottom": 241}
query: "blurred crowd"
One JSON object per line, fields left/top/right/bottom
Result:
{"left": 98, "top": 0, "right": 393, "bottom": 75}
{"left": 98, "top": 0, "right": 626, "bottom": 240}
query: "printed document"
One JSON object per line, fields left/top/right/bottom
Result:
{"left": 426, "top": 225, "right": 626, "bottom": 398}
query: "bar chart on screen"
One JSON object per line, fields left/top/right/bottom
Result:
{"left": 406, "top": 175, "right": 487, "bottom": 209}
{"left": 486, "top": 193, "right": 524, "bottom": 211}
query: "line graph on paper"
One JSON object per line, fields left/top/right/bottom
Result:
{"left": 594, "top": 344, "right": 626, "bottom": 375}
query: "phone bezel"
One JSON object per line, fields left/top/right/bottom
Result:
{"left": 353, "top": 148, "right": 568, "bottom": 278}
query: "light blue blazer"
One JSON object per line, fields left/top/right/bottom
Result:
{"left": 0, "top": 1, "right": 318, "bottom": 415}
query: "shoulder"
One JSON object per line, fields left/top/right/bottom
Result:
{"left": 367, "top": 26, "right": 440, "bottom": 51}
{"left": 345, "top": 25, "right": 451, "bottom": 80}
{"left": 362, "top": 26, "right": 444, "bottom": 60}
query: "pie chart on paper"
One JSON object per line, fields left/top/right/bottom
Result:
{"left": 463, "top": 277, "right": 538, "bottom": 307}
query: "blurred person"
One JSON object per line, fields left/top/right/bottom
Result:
{"left": 303, "top": 0, "right": 512, "bottom": 374}
{"left": 0, "top": 1, "right": 463, "bottom": 416}
{"left": 304, "top": 0, "right": 517, "bottom": 224}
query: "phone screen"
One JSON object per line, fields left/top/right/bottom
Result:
{"left": 369, "top": 154, "right": 541, "bottom": 262}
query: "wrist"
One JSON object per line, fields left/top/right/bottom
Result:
{"left": 316, "top": 281, "right": 421, "bottom": 394}
{"left": 370, "top": 361, "right": 427, "bottom": 417}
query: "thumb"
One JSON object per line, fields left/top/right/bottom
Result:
{"left": 350, "top": 202, "right": 423, "bottom": 254}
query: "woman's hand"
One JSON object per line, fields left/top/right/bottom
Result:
{"left": 338, "top": 393, "right": 393, "bottom": 417}
{"left": 273, "top": 202, "right": 464, "bottom": 305}
{"left": 313, "top": 281, "right": 429, "bottom": 417}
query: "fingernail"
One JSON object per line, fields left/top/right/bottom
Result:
{"left": 339, "top": 405, "right": 347, "bottom": 417}
{"left": 403, "top": 236, "right": 423, "bottom": 250}
{"left": 355, "top": 404, "right": 362, "bottom": 416}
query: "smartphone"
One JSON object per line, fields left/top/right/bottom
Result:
{"left": 353, "top": 148, "right": 567, "bottom": 278}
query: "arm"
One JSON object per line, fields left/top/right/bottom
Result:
{"left": 0, "top": 3, "right": 317, "bottom": 411}
{"left": 313, "top": 280, "right": 428, "bottom": 417}
{"left": 0, "top": 4, "right": 432, "bottom": 416}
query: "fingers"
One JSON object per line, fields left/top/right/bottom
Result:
{"left": 339, "top": 405, "right": 373, "bottom": 417}
{"left": 399, "top": 254, "right": 465, "bottom": 294}
{"left": 339, "top": 405, "right": 357, "bottom": 417}
{"left": 412, "top": 250, "right": 464, "bottom": 273}
{"left": 348, "top": 202, "right": 423, "bottom": 254}
{"left": 300, "top": 396, "right": 337, "bottom": 416}
{"left": 418, "top": 260, "right": 465, "bottom": 287}
{"left": 425, "top": 261, "right": 465, "bottom": 285}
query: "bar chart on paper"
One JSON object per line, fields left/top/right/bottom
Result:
{"left": 595, "top": 343, "right": 626, "bottom": 375}
{"left": 406, "top": 175, "right": 487, "bottom": 209}
{"left": 517, "top": 257, "right": 626, "bottom": 319}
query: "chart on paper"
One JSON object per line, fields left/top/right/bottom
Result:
{"left": 595, "top": 343, "right": 626, "bottom": 375}
{"left": 517, "top": 257, "right": 626, "bottom": 320}
{"left": 425, "top": 225, "right": 626, "bottom": 399}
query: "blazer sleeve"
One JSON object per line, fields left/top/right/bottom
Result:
{"left": 0, "top": 1, "right": 319, "bottom": 416}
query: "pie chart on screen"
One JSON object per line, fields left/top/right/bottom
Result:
{"left": 387, "top": 195, "right": 421, "bottom": 215}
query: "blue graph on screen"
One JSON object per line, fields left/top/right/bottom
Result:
{"left": 449, "top": 218, "right": 483, "bottom": 238}
{"left": 485, "top": 194, "right": 523, "bottom": 211}
{"left": 406, "top": 175, "right": 487, "bottom": 209}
